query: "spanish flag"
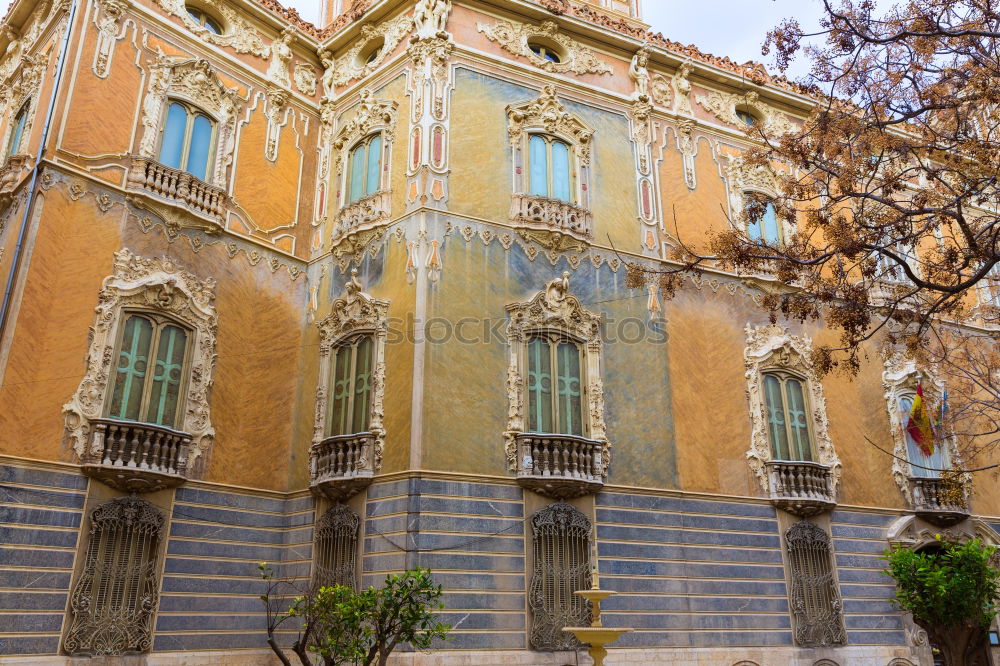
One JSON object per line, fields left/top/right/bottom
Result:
{"left": 906, "top": 383, "right": 936, "bottom": 456}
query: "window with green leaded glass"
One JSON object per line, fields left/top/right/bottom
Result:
{"left": 347, "top": 134, "right": 383, "bottom": 204}
{"left": 5, "top": 103, "right": 28, "bottom": 159}
{"left": 107, "top": 313, "right": 190, "bottom": 429}
{"left": 762, "top": 371, "right": 813, "bottom": 461}
{"left": 526, "top": 332, "right": 584, "bottom": 437}
{"left": 327, "top": 334, "right": 374, "bottom": 436}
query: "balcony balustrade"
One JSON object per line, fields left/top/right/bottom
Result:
{"left": 766, "top": 460, "right": 837, "bottom": 517}
{"left": 909, "top": 476, "right": 971, "bottom": 526}
{"left": 310, "top": 433, "right": 377, "bottom": 500}
{"left": 510, "top": 194, "right": 593, "bottom": 251}
{"left": 515, "top": 433, "right": 604, "bottom": 499}
{"left": 126, "top": 156, "right": 227, "bottom": 224}
{"left": 330, "top": 190, "right": 392, "bottom": 256}
{"left": 80, "top": 418, "right": 191, "bottom": 493}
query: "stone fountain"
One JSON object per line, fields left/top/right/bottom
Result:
{"left": 564, "top": 569, "right": 633, "bottom": 666}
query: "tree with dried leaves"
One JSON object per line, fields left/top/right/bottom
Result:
{"left": 628, "top": 0, "right": 1000, "bottom": 470}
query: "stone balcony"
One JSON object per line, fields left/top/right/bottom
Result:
{"left": 514, "top": 433, "right": 604, "bottom": 499}
{"left": 125, "top": 156, "right": 227, "bottom": 229}
{"left": 330, "top": 190, "right": 392, "bottom": 257}
{"left": 0, "top": 153, "right": 32, "bottom": 208}
{"left": 80, "top": 418, "right": 191, "bottom": 493}
{"left": 766, "top": 460, "right": 837, "bottom": 517}
{"left": 510, "top": 194, "right": 593, "bottom": 252}
{"left": 909, "top": 476, "right": 971, "bottom": 527}
{"left": 310, "top": 433, "right": 377, "bottom": 501}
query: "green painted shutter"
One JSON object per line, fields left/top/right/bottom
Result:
{"left": 329, "top": 344, "right": 353, "bottom": 436}
{"left": 349, "top": 143, "right": 366, "bottom": 203}
{"left": 527, "top": 337, "right": 552, "bottom": 433}
{"left": 764, "top": 374, "right": 789, "bottom": 460}
{"left": 365, "top": 135, "right": 382, "bottom": 197}
{"left": 352, "top": 336, "right": 373, "bottom": 433}
{"left": 145, "top": 325, "right": 188, "bottom": 428}
{"left": 109, "top": 316, "right": 154, "bottom": 421}
{"left": 784, "top": 378, "right": 812, "bottom": 461}
{"left": 556, "top": 342, "right": 582, "bottom": 436}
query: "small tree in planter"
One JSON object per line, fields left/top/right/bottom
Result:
{"left": 260, "top": 565, "right": 450, "bottom": 666}
{"left": 883, "top": 538, "right": 1000, "bottom": 665}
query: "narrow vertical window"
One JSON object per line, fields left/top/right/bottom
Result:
{"left": 365, "top": 135, "right": 382, "bottom": 197}
{"left": 785, "top": 521, "right": 846, "bottom": 647}
{"left": 314, "top": 504, "right": 360, "bottom": 589}
{"left": 529, "top": 502, "right": 592, "bottom": 650}
{"left": 327, "top": 334, "right": 375, "bottom": 436}
{"left": 763, "top": 372, "right": 813, "bottom": 461}
{"left": 899, "top": 392, "right": 948, "bottom": 477}
{"left": 745, "top": 194, "right": 781, "bottom": 244}
{"left": 107, "top": 314, "right": 190, "bottom": 428}
{"left": 347, "top": 134, "right": 383, "bottom": 204}
{"left": 528, "top": 135, "right": 575, "bottom": 202}
{"left": 5, "top": 103, "right": 28, "bottom": 159}
{"left": 63, "top": 497, "right": 165, "bottom": 656}
{"left": 551, "top": 140, "right": 571, "bottom": 202}
{"left": 529, "top": 135, "right": 548, "bottom": 197}
{"left": 527, "top": 334, "right": 584, "bottom": 436}
{"left": 158, "top": 101, "right": 215, "bottom": 180}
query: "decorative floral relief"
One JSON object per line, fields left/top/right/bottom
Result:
{"left": 318, "top": 12, "right": 413, "bottom": 90}
{"left": 63, "top": 249, "right": 218, "bottom": 467}
{"left": 151, "top": 0, "right": 270, "bottom": 57}
{"left": 507, "top": 85, "right": 594, "bottom": 165}
{"left": 743, "top": 323, "right": 841, "bottom": 493}
{"left": 477, "top": 18, "right": 612, "bottom": 76}
{"left": 697, "top": 88, "right": 794, "bottom": 136}
{"left": 293, "top": 62, "right": 317, "bottom": 96}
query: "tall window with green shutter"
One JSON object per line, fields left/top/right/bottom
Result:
{"left": 526, "top": 332, "right": 584, "bottom": 437}
{"left": 347, "top": 134, "right": 383, "bottom": 204}
{"left": 762, "top": 371, "right": 813, "bottom": 461}
{"left": 327, "top": 334, "right": 374, "bottom": 436}
{"left": 107, "top": 313, "right": 190, "bottom": 429}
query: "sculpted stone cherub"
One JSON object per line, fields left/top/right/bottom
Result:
{"left": 413, "top": 0, "right": 452, "bottom": 40}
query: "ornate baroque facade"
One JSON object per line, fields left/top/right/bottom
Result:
{"left": 0, "top": 0, "right": 997, "bottom": 663}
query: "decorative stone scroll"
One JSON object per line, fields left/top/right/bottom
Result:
{"left": 151, "top": 0, "right": 270, "bottom": 57}
{"left": 313, "top": 270, "right": 389, "bottom": 472}
{"left": 92, "top": 0, "right": 128, "bottom": 78}
{"left": 264, "top": 88, "right": 287, "bottom": 162}
{"left": 697, "top": 88, "right": 794, "bottom": 136}
{"left": 138, "top": 52, "right": 242, "bottom": 188}
{"left": 319, "top": 12, "right": 413, "bottom": 89}
{"left": 63, "top": 250, "right": 218, "bottom": 468}
{"left": 504, "top": 274, "right": 608, "bottom": 478}
{"left": 477, "top": 18, "right": 612, "bottom": 76}
{"left": 743, "top": 323, "right": 841, "bottom": 494}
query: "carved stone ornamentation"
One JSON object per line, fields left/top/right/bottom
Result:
{"left": 150, "top": 0, "right": 270, "bottom": 57}
{"left": 412, "top": 0, "right": 452, "bottom": 41}
{"left": 264, "top": 88, "right": 287, "bottom": 162}
{"left": 672, "top": 62, "right": 693, "bottom": 116}
{"left": 320, "top": 13, "right": 414, "bottom": 89}
{"left": 505, "top": 275, "right": 608, "bottom": 496}
{"left": 311, "top": 270, "right": 389, "bottom": 496}
{"left": 0, "top": 54, "right": 46, "bottom": 159}
{"left": 63, "top": 250, "right": 218, "bottom": 472}
{"left": 92, "top": 0, "right": 128, "bottom": 78}
{"left": 293, "top": 62, "right": 317, "bottom": 96}
{"left": 138, "top": 53, "right": 242, "bottom": 188}
{"left": 743, "top": 324, "right": 841, "bottom": 495}
{"left": 784, "top": 521, "right": 847, "bottom": 647}
{"left": 265, "top": 27, "right": 294, "bottom": 88}
{"left": 628, "top": 45, "right": 650, "bottom": 101}
{"left": 0, "top": 153, "right": 32, "bottom": 209}
{"left": 697, "top": 88, "right": 794, "bottom": 136}
{"left": 676, "top": 120, "right": 697, "bottom": 190}
{"left": 477, "top": 19, "right": 612, "bottom": 76}
{"left": 507, "top": 85, "right": 594, "bottom": 166}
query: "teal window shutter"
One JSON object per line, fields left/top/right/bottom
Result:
{"left": 764, "top": 374, "right": 789, "bottom": 460}
{"left": 329, "top": 344, "right": 353, "bottom": 436}
{"left": 160, "top": 103, "right": 187, "bottom": 170}
{"left": 365, "top": 135, "right": 382, "bottom": 197}
{"left": 529, "top": 135, "right": 549, "bottom": 197}
{"left": 784, "top": 378, "right": 812, "bottom": 461}
{"left": 187, "top": 114, "right": 213, "bottom": 182}
{"left": 352, "top": 336, "right": 373, "bottom": 433}
{"left": 349, "top": 142, "right": 366, "bottom": 203}
{"left": 551, "top": 140, "right": 571, "bottom": 202}
{"left": 527, "top": 336, "right": 553, "bottom": 433}
{"left": 109, "top": 316, "right": 154, "bottom": 421}
{"left": 145, "top": 325, "right": 188, "bottom": 427}
{"left": 556, "top": 341, "right": 582, "bottom": 436}
{"left": 6, "top": 104, "right": 28, "bottom": 158}
{"left": 762, "top": 199, "right": 781, "bottom": 244}
{"left": 327, "top": 334, "right": 376, "bottom": 437}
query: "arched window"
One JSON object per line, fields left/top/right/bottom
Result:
{"left": 159, "top": 100, "right": 215, "bottom": 182}
{"left": 5, "top": 103, "right": 28, "bottom": 159}
{"left": 736, "top": 109, "right": 758, "bottom": 126}
{"left": 528, "top": 134, "right": 573, "bottom": 202}
{"left": 898, "top": 392, "right": 949, "bottom": 477}
{"left": 347, "top": 134, "right": 383, "bottom": 204}
{"left": 328, "top": 334, "right": 374, "bottom": 436}
{"left": 763, "top": 371, "right": 813, "bottom": 461}
{"left": 314, "top": 504, "right": 360, "bottom": 589}
{"left": 528, "top": 502, "right": 591, "bottom": 651}
{"left": 528, "top": 42, "right": 561, "bottom": 63}
{"left": 63, "top": 496, "right": 165, "bottom": 656}
{"left": 107, "top": 313, "right": 190, "bottom": 429}
{"left": 185, "top": 6, "right": 221, "bottom": 34}
{"left": 745, "top": 192, "right": 781, "bottom": 244}
{"left": 526, "top": 333, "right": 584, "bottom": 437}
{"left": 784, "top": 520, "right": 846, "bottom": 647}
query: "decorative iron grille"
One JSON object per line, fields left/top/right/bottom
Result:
{"left": 528, "top": 502, "right": 592, "bottom": 650}
{"left": 314, "top": 504, "right": 360, "bottom": 589}
{"left": 63, "top": 496, "right": 165, "bottom": 656}
{"left": 785, "top": 520, "right": 847, "bottom": 647}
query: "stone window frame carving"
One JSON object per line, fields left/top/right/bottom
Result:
{"left": 882, "top": 354, "right": 960, "bottom": 501}
{"left": 743, "top": 323, "right": 841, "bottom": 493}
{"left": 63, "top": 249, "right": 218, "bottom": 471}
{"left": 477, "top": 18, "right": 612, "bottom": 76}
{"left": 0, "top": 54, "right": 46, "bottom": 161}
{"left": 784, "top": 520, "right": 847, "bottom": 648}
{"left": 504, "top": 273, "right": 608, "bottom": 474}
{"left": 318, "top": 12, "right": 414, "bottom": 89}
{"left": 696, "top": 88, "right": 794, "bottom": 136}
{"left": 138, "top": 53, "right": 242, "bottom": 189}
{"left": 62, "top": 496, "right": 166, "bottom": 656}
{"left": 314, "top": 503, "right": 361, "bottom": 590}
{"left": 528, "top": 501, "right": 592, "bottom": 651}
{"left": 725, "top": 155, "right": 794, "bottom": 243}
{"left": 314, "top": 270, "right": 389, "bottom": 473}
{"left": 150, "top": 0, "right": 270, "bottom": 57}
